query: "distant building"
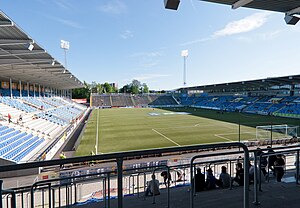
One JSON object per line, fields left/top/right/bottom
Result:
{"left": 109, "top": 83, "right": 118, "bottom": 90}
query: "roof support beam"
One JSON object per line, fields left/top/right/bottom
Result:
{"left": 232, "top": 0, "right": 254, "bottom": 9}
{"left": 286, "top": 6, "right": 300, "bottom": 16}
{"left": 0, "top": 20, "right": 14, "bottom": 27}
{"left": 0, "top": 39, "right": 33, "bottom": 46}
{"left": 0, "top": 50, "right": 46, "bottom": 57}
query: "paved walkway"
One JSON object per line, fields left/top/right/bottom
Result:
{"left": 71, "top": 178, "right": 300, "bottom": 208}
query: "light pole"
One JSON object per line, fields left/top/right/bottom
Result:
{"left": 95, "top": 109, "right": 99, "bottom": 154}
{"left": 60, "top": 40, "right": 70, "bottom": 69}
{"left": 181, "top": 50, "right": 188, "bottom": 86}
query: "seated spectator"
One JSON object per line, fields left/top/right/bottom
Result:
{"left": 194, "top": 168, "right": 205, "bottom": 192}
{"left": 145, "top": 174, "right": 160, "bottom": 196}
{"left": 216, "top": 166, "right": 230, "bottom": 188}
{"left": 274, "top": 154, "right": 285, "bottom": 182}
{"left": 161, "top": 171, "right": 172, "bottom": 187}
{"left": 232, "top": 162, "right": 244, "bottom": 186}
{"left": 205, "top": 168, "right": 216, "bottom": 190}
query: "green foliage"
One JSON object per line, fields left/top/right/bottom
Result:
{"left": 119, "top": 80, "right": 149, "bottom": 94}
{"left": 72, "top": 81, "right": 90, "bottom": 100}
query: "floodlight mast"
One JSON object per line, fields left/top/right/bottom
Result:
{"left": 181, "top": 50, "right": 188, "bottom": 86}
{"left": 60, "top": 40, "right": 70, "bottom": 68}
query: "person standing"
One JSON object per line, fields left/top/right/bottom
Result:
{"left": 274, "top": 154, "right": 285, "bottom": 182}
{"left": 194, "top": 168, "right": 205, "bottom": 192}
{"left": 59, "top": 152, "right": 66, "bottom": 169}
{"left": 161, "top": 171, "right": 172, "bottom": 187}
{"left": 8, "top": 113, "right": 11, "bottom": 123}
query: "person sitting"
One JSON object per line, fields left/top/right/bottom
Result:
{"left": 232, "top": 162, "right": 244, "bottom": 186}
{"left": 194, "top": 168, "right": 205, "bottom": 192}
{"left": 145, "top": 174, "right": 160, "bottom": 196}
{"left": 216, "top": 166, "right": 230, "bottom": 188}
{"left": 205, "top": 168, "right": 216, "bottom": 190}
{"left": 161, "top": 171, "right": 172, "bottom": 187}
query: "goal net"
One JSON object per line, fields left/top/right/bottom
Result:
{"left": 256, "top": 124, "right": 298, "bottom": 140}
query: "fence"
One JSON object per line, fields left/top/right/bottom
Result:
{"left": 1, "top": 142, "right": 300, "bottom": 208}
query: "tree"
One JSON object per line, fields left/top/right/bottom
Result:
{"left": 72, "top": 81, "right": 91, "bottom": 100}
{"left": 119, "top": 84, "right": 130, "bottom": 93}
{"left": 120, "top": 80, "right": 150, "bottom": 94}
{"left": 142, "top": 83, "right": 149, "bottom": 93}
{"left": 103, "top": 82, "right": 113, "bottom": 93}
{"left": 130, "top": 79, "right": 141, "bottom": 94}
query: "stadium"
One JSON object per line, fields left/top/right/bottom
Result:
{"left": 1, "top": 1, "right": 300, "bottom": 208}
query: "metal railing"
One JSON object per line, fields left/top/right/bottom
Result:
{"left": 0, "top": 142, "right": 251, "bottom": 208}
{"left": 2, "top": 143, "right": 300, "bottom": 208}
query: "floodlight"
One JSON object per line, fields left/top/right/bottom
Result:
{"left": 164, "top": 0, "right": 180, "bottom": 10}
{"left": 181, "top": 49, "right": 188, "bottom": 57}
{"left": 51, "top": 60, "right": 55, "bottom": 66}
{"left": 27, "top": 43, "right": 34, "bottom": 51}
{"left": 60, "top": 40, "right": 70, "bottom": 50}
{"left": 284, "top": 14, "right": 300, "bottom": 25}
{"left": 70, "top": 75, "right": 73, "bottom": 78}
{"left": 63, "top": 69, "right": 66, "bottom": 73}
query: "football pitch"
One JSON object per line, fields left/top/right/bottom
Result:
{"left": 75, "top": 107, "right": 300, "bottom": 156}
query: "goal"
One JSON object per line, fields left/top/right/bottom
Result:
{"left": 256, "top": 124, "right": 298, "bottom": 140}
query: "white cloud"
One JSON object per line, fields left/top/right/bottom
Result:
{"left": 130, "top": 51, "right": 162, "bottom": 58}
{"left": 98, "top": 0, "right": 127, "bottom": 15}
{"left": 120, "top": 30, "right": 133, "bottom": 39}
{"left": 140, "top": 61, "right": 159, "bottom": 68}
{"left": 56, "top": 18, "right": 83, "bottom": 29}
{"left": 213, "top": 12, "right": 271, "bottom": 37}
{"left": 180, "top": 37, "right": 214, "bottom": 46}
{"left": 42, "top": 14, "right": 83, "bottom": 29}
{"left": 180, "top": 12, "right": 272, "bottom": 46}
{"left": 53, "top": 0, "right": 75, "bottom": 11}
{"left": 133, "top": 74, "right": 170, "bottom": 81}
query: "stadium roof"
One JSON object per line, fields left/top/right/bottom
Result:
{"left": 0, "top": 11, "right": 83, "bottom": 90}
{"left": 165, "top": 0, "right": 300, "bottom": 24}
{"left": 178, "top": 74, "right": 300, "bottom": 92}
{"left": 199, "top": 0, "right": 300, "bottom": 13}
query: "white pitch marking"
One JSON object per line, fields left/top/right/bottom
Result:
{"left": 152, "top": 129, "right": 181, "bottom": 146}
{"left": 214, "top": 134, "right": 233, "bottom": 142}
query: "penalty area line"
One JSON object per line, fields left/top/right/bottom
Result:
{"left": 152, "top": 129, "right": 181, "bottom": 147}
{"left": 214, "top": 134, "right": 233, "bottom": 142}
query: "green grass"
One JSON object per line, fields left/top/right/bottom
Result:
{"left": 75, "top": 107, "right": 300, "bottom": 156}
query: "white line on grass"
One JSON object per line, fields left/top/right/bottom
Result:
{"left": 152, "top": 128, "right": 181, "bottom": 146}
{"left": 217, "top": 132, "right": 254, "bottom": 136}
{"left": 214, "top": 134, "right": 233, "bottom": 142}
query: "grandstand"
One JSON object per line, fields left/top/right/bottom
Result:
{"left": 91, "top": 93, "right": 179, "bottom": 107}
{"left": 91, "top": 74, "right": 300, "bottom": 121}
{"left": 0, "top": 11, "right": 88, "bottom": 165}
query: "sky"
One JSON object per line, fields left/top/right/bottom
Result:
{"left": 1, "top": 0, "right": 300, "bottom": 90}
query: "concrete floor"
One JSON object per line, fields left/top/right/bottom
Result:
{"left": 71, "top": 177, "right": 300, "bottom": 208}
